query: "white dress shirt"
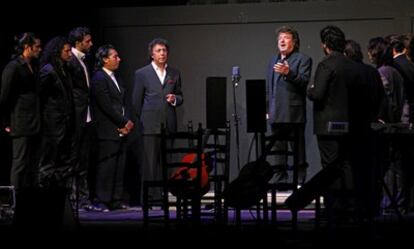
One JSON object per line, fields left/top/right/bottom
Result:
{"left": 72, "top": 47, "right": 92, "bottom": 123}
{"left": 151, "top": 61, "right": 167, "bottom": 85}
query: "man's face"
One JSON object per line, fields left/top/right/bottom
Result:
{"left": 28, "top": 39, "right": 42, "bottom": 59}
{"left": 151, "top": 44, "right": 168, "bottom": 66}
{"left": 77, "top": 34, "right": 93, "bottom": 53}
{"left": 61, "top": 44, "right": 72, "bottom": 62}
{"left": 278, "top": 32, "right": 294, "bottom": 55}
{"left": 104, "top": 49, "right": 121, "bottom": 71}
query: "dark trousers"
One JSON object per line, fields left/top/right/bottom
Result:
{"left": 271, "top": 123, "right": 306, "bottom": 165}
{"left": 71, "top": 123, "right": 95, "bottom": 205}
{"left": 316, "top": 135, "right": 354, "bottom": 219}
{"left": 271, "top": 123, "right": 307, "bottom": 183}
{"left": 38, "top": 132, "right": 77, "bottom": 188}
{"left": 95, "top": 139, "right": 126, "bottom": 205}
{"left": 10, "top": 135, "right": 40, "bottom": 190}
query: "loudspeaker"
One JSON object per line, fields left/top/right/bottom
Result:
{"left": 246, "top": 79, "right": 267, "bottom": 133}
{"left": 206, "top": 77, "right": 227, "bottom": 129}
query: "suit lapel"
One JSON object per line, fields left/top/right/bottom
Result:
{"left": 148, "top": 65, "right": 163, "bottom": 86}
{"left": 102, "top": 70, "right": 122, "bottom": 97}
{"left": 163, "top": 68, "right": 174, "bottom": 88}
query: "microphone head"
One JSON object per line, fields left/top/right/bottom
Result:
{"left": 232, "top": 66, "right": 240, "bottom": 77}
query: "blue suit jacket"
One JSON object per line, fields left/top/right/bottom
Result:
{"left": 267, "top": 51, "right": 312, "bottom": 124}
{"left": 132, "top": 64, "right": 183, "bottom": 135}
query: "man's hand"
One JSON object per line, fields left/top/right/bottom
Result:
{"left": 274, "top": 60, "right": 290, "bottom": 75}
{"left": 166, "top": 94, "right": 176, "bottom": 105}
{"left": 125, "top": 120, "right": 134, "bottom": 131}
{"left": 118, "top": 120, "right": 134, "bottom": 136}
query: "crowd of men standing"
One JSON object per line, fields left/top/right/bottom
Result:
{"left": 1, "top": 24, "right": 414, "bottom": 226}
{"left": 0, "top": 27, "right": 183, "bottom": 221}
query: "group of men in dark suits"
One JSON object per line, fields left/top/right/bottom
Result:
{"left": 0, "top": 28, "right": 183, "bottom": 214}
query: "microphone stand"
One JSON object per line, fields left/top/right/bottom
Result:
{"left": 232, "top": 76, "right": 241, "bottom": 171}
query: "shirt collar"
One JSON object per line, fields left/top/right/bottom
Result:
{"left": 71, "top": 47, "right": 86, "bottom": 61}
{"left": 151, "top": 61, "right": 167, "bottom": 72}
{"left": 16, "top": 56, "right": 28, "bottom": 65}
{"left": 102, "top": 67, "right": 114, "bottom": 77}
{"left": 393, "top": 52, "right": 406, "bottom": 59}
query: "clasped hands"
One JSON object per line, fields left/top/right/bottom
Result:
{"left": 118, "top": 120, "right": 134, "bottom": 136}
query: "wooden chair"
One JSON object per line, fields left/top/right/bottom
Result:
{"left": 142, "top": 123, "right": 204, "bottom": 227}
{"left": 200, "top": 121, "right": 231, "bottom": 222}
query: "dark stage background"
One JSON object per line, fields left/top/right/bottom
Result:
{"left": 1, "top": 0, "right": 414, "bottom": 187}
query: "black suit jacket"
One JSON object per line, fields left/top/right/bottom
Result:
{"left": 348, "top": 62, "right": 385, "bottom": 132}
{"left": 132, "top": 64, "right": 183, "bottom": 135}
{"left": 91, "top": 69, "right": 128, "bottom": 140}
{"left": 39, "top": 64, "right": 75, "bottom": 138}
{"left": 267, "top": 51, "right": 312, "bottom": 123}
{"left": 67, "top": 56, "right": 91, "bottom": 127}
{"left": 307, "top": 51, "right": 360, "bottom": 135}
{"left": 0, "top": 57, "right": 40, "bottom": 137}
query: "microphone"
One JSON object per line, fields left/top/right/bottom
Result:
{"left": 277, "top": 58, "right": 286, "bottom": 65}
{"left": 232, "top": 66, "right": 241, "bottom": 86}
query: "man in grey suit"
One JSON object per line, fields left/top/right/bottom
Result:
{"left": 266, "top": 26, "right": 312, "bottom": 184}
{"left": 132, "top": 38, "right": 183, "bottom": 201}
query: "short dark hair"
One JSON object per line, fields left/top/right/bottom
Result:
{"left": 13, "top": 32, "right": 39, "bottom": 56}
{"left": 367, "top": 37, "right": 393, "bottom": 66}
{"left": 68, "top": 27, "right": 91, "bottom": 47}
{"left": 276, "top": 26, "right": 300, "bottom": 52}
{"left": 388, "top": 34, "right": 408, "bottom": 54}
{"left": 95, "top": 44, "right": 115, "bottom": 70}
{"left": 344, "top": 40, "right": 363, "bottom": 62}
{"left": 147, "top": 38, "right": 169, "bottom": 61}
{"left": 320, "top": 25, "right": 346, "bottom": 52}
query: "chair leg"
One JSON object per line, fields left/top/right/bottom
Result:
{"left": 263, "top": 192, "right": 269, "bottom": 224}
{"left": 271, "top": 187, "right": 277, "bottom": 226}
{"left": 176, "top": 196, "right": 182, "bottom": 221}
{"left": 236, "top": 208, "right": 241, "bottom": 227}
{"left": 162, "top": 188, "right": 169, "bottom": 226}
{"left": 143, "top": 183, "right": 149, "bottom": 229}
{"left": 292, "top": 209, "right": 298, "bottom": 231}
{"left": 315, "top": 196, "right": 321, "bottom": 229}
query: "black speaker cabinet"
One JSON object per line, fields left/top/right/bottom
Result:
{"left": 206, "top": 77, "right": 227, "bottom": 129}
{"left": 246, "top": 79, "right": 267, "bottom": 133}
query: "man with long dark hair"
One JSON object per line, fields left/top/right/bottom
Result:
{"left": 0, "top": 32, "right": 42, "bottom": 191}
{"left": 38, "top": 36, "right": 77, "bottom": 189}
